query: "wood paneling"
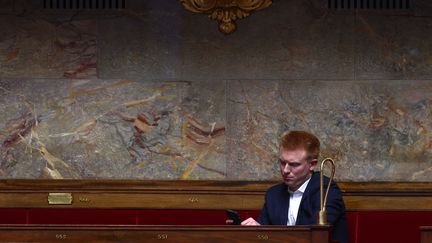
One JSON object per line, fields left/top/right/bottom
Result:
{"left": 0, "top": 180, "right": 431, "bottom": 210}
{"left": 0, "top": 225, "right": 332, "bottom": 243}
{"left": 421, "top": 226, "right": 432, "bottom": 243}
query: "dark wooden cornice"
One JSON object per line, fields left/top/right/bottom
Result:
{"left": 0, "top": 180, "right": 431, "bottom": 210}
{"left": 0, "top": 179, "right": 275, "bottom": 192}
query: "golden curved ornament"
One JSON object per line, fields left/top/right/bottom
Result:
{"left": 180, "top": 0, "right": 272, "bottom": 34}
{"left": 318, "top": 158, "right": 336, "bottom": 226}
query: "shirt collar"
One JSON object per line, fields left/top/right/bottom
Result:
{"left": 288, "top": 177, "right": 311, "bottom": 194}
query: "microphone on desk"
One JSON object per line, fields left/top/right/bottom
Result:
{"left": 318, "top": 158, "right": 336, "bottom": 226}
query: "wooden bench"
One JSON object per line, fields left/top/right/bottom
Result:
{"left": 0, "top": 225, "right": 334, "bottom": 243}
{"left": 1, "top": 180, "right": 432, "bottom": 243}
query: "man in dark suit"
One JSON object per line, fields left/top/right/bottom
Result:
{"left": 241, "top": 131, "right": 348, "bottom": 243}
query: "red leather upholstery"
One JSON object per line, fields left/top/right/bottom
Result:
{"left": 1, "top": 209, "right": 431, "bottom": 243}
{"left": 353, "top": 211, "right": 432, "bottom": 243}
{"left": 0, "top": 208, "right": 259, "bottom": 225}
{"left": 0, "top": 209, "right": 27, "bottom": 224}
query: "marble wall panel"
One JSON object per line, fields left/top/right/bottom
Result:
{"left": 97, "top": 0, "right": 355, "bottom": 81}
{"left": 0, "top": 79, "right": 226, "bottom": 179}
{"left": 0, "top": 0, "right": 12, "bottom": 11}
{"left": 0, "top": 13, "right": 97, "bottom": 79}
{"left": 227, "top": 80, "right": 432, "bottom": 181}
{"left": 97, "top": 5, "right": 184, "bottom": 80}
{"left": 355, "top": 13, "right": 432, "bottom": 80}
{"left": 96, "top": 0, "right": 184, "bottom": 80}
{"left": 0, "top": 1, "right": 432, "bottom": 182}
{"left": 2, "top": 78, "right": 431, "bottom": 181}
{"left": 414, "top": 0, "right": 432, "bottom": 17}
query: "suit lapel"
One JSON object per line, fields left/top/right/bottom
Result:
{"left": 278, "top": 184, "right": 289, "bottom": 225}
{"left": 297, "top": 173, "right": 318, "bottom": 225}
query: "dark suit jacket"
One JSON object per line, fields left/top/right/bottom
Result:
{"left": 257, "top": 172, "right": 348, "bottom": 243}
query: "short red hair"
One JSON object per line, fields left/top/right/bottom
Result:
{"left": 280, "top": 131, "right": 320, "bottom": 160}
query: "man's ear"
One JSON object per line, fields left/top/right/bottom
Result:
{"left": 309, "top": 159, "right": 318, "bottom": 171}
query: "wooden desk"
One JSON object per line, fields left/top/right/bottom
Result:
{"left": 0, "top": 225, "right": 332, "bottom": 243}
{"left": 421, "top": 226, "right": 432, "bottom": 243}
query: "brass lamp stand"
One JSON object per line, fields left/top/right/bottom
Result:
{"left": 318, "top": 158, "right": 336, "bottom": 225}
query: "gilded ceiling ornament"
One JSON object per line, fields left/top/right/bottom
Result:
{"left": 180, "top": 0, "right": 272, "bottom": 34}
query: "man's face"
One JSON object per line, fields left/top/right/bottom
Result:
{"left": 279, "top": 148, "right": 317, "bottom": 191}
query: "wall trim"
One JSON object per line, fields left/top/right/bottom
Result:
{"left": 0, "top": 180, "right": 431, "bottom": 210}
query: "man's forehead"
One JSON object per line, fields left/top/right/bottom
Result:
{"left": 279, "top": 148, "right": 308, "bottom": 160}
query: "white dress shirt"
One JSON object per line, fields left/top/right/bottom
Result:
{"left": 287, "top": 178, "right": 311, "bottom": 226}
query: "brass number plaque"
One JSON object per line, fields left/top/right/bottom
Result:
{"left": 157, "top": 234, "right": 168, "bottom": 240}
{"left": 78, "top": 197, "right": 90, "bottom": 203}
{"left": 257, "top": 234, "right": 269, "bottom": 240}
{"left": 55, "top": 234, "right": 67, "bottom": 240}
{"left": 48, "top": 193, "right": 73, "bottom": 205}
{"left": 188, "top": 197, "right": 199, "bottom": 203}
